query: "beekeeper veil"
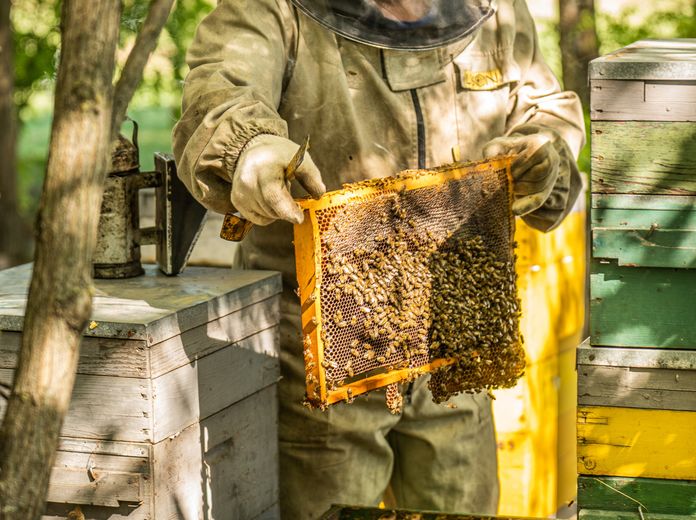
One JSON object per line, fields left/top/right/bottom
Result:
{"left": 290, "top": 0, "right": 494, "bottom": 50}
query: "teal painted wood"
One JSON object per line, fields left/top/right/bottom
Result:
{"left": 593, "top": 229, "right": 696, "bottom": 268}
{"left": 592, "top": 194, "right": 696, "bottom": 268}
{"left": 593, "top": 194, "right": 696, "bottom": 212}
{"left": 591, "top": 121, "right": 696, "bottom": 195}
{"left": 578, "top": 476, "right": 696, "bottom": 515}
{"left": 590, "top": 260, "right": 696, "bottom": 349}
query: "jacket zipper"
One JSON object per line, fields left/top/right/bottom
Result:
{"left": 410, "top": 89, "right": 426, "bottom": 169}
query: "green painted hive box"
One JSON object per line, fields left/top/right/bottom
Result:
{"left": 589, "top": 39, "right": 696, "bottom": 349}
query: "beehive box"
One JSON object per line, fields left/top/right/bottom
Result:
{"left": 590, "top": 39, "right": 696, "bottom": 349}
{"left": 577, "top": 340, "right": 696, "bottom": 518}
{"left": 0, "top": 264, "right": 281, "bottom": 519}
{"left": 582, "top": 39, "right": 696, "bottom": 520}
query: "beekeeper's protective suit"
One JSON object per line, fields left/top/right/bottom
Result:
{"left": 173, "top": 0, "right": 585, "bottom": 517}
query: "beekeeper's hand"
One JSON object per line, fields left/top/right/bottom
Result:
{"left": 483, "top": 126, "right": 569, "bottom": 218}
{"left": 231, "top": 135, "right": 326, "bottom": 225}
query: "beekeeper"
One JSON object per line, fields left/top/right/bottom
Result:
{"left": 173, "top": 0, "right": 584, "bottom": 517}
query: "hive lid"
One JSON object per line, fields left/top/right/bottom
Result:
{"left": 590, "top": 39, "right": 696, "bottom": 80}
{"left": 0, "top": 264, "right": 281, "bottom": 344}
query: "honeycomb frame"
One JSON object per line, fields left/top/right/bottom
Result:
{"left": 293, "top": 157, "right": 515, "bottom": 408}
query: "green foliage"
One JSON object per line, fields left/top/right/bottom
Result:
{"left": 597, "top": 3, "right": 696, "bottom": 54}
{"left": 11, "top": 0, "right": 59, "bottom": 115}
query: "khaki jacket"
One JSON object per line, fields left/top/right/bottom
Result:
{"left": 172, "top": 0, "right": 585, "bottom": 280}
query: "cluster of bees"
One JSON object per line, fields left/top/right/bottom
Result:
{"left": 307, "top": 181, "right": 523, "bottom": 409}
{"left": 427, "top": 235, "right": 525, "bottom": 403}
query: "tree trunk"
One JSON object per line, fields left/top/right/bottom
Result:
{"left": 0, "top": 0, "right": 121, "bottom": 517}
{"left": 0, "top": 0, "right": 28, "bottom": 269}
{"left": 111, "top": 0, "right": 175, "bottom": 136}
{"left": 558, "top": 0, "right": 599, "bottom": 108}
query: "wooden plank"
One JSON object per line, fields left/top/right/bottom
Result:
{"left": 44, "top": 444, "right": 151, "bottom": 519}
{"left": 590, "top": 80, "right": 696, "bottom": 121}
{"left": 591, "top": 121, "right": 696, "bottom": 195}
{"left": 578, "top": 344, "right": 696, "bottom": 370}
{"left": 201, "top": 385, "right": 279, "bottom": 519}
{"left": 592, "top": 194, "right": 696, "bottom": 268}
{"left": 593, "top": 194, "right": 696, "bottom": 212}
{"left": 578, "top": 476, "right": 696, "bottom": 515}
{"left": 589, "top": 39, "right": 696, "bottom": 81}
{"left": 0, "top": 263, "right": 282, "bottom": 344}
{"left": 0, "top": 330, "right": 147, "bottom": 378}
{"left": 152, "top": 326, "right": 280, "bottom": 442}
{"left": 590, "top": 260, "right": 696, "bottom": 349}
{"left": 578, "top": 364, "right": 696, "bottom": 411}
{"left": 153, "top": 386, "right": 279, "bottom": 520}
{"left": 46, "top": 468, "right": 143, "bottom": 507}
{"left": 149, "top": 296, "right": 279, "bottom": 377}
{"left": 577, "top": 406, "right": 696, "bottom": 480}
{"left": 579, "top": 510, "right": 693, "bottom": 520}
{"left": 0, "top": 370, "right": 152, "bottom": 442}
{"left": 593, "top": 228, "right": 696, "bottom": 268}
{"left": 56, "top": 438, "right": 150, "bottom": 458}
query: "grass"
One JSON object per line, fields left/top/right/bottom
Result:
{"left": 17, "top": 105, "right": 179, "bottom": 216}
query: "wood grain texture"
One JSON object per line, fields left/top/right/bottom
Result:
{"left": 590, "top": 260, "right": 696, "bottom": 349}
{"left": 578, "top": 364, "right": 696, "bottom": 411}
{"left": 578, "top": 343, "right": 696, "bottom": 370}
{"left": 592, "top": 194, "right": 696, "bottom": 268}
{"left": 149, "top": 296, "right": 279, "bottom": 377}
{"left": 0, "top": 369, "right": 152, "bottom": 442}
{"left": 591, "top": 80, "right": 696, "bottom": 121}
{"left": 578, "top": 476, "right": 696, "bottom": 515}
{"left": 577, "top": 406, "right": 696, "bottom": 480}
{"left": 153, "top": 386, "right": 279, "bottom": 520}
{"left": 152, "top": 326, "right": 280, "bottom": 442}
{"left": 44, "top": 442, "right": 151, "bottom": 519}
{"left": 591, "top": 121, "right": 696, "bottom": 194}
{"left": 589, "top": 39, "right": 696, "bottom": 82}
{"left": 0, "top": 264, "right": 282, "bottom": 343}
{"left": 45, "top": 469, "right": 143, "bottom": 507}
{"left": 0, "top": 330, "right": 148, "bottom": 378}
{"left": 201, "top": 385, "right": 279, "bottom": 520}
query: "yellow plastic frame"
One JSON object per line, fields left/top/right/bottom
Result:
{"left": 293, "top": 157, "right": 514, "bottom": 407}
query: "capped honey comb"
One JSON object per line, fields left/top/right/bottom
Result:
{"left": 293, "top": 157, "right": 525, "bottom": 410}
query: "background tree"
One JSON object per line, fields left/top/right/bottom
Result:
{"left": 558, "top": 0, "right": 600, "bottom": 108}
{"left": 0, "top": 0, "right": 173, "bottom": 516}
{"left": 0, "top": 0, "right": 28, "bottom": 269}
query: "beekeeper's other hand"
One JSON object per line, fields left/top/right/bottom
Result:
{"left": 484, "top": 126, "right": 567, "bottom": 217}
{"left": 231, "top": 135, "right": 326, "bottom": 225}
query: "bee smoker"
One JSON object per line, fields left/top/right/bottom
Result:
{"left": 92, "top": 124, "right": 207, "bottom": 279}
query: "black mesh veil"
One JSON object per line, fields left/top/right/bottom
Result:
{"left": 291, "top": 0, "right": 494, "bottom": 50}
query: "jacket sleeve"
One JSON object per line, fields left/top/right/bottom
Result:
{"left": 505, "top": 0, "right": 586, "bottom": 232}
{"left": 171, "top": 0, "right": 296, "bottom": 214}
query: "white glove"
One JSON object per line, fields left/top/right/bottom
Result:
{"left": 231, "top": 135, "right": 326, "bottom": 226}
{"left": 483, "top": 126, "right": 563, "bottom": 217}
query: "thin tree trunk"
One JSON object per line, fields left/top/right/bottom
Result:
{"left": 111, "top": 0, "right": 175, "bottom": 136}
{"left": 558, "top": 0, "right": 599, "bottom": 108}
{"left": 0, "top": 0, "right": 28, "bottom": 269}
{"left": 0, "top": 0, "right": 121, "bottom": 517}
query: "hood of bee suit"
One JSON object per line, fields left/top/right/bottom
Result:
{"left": 290, "top": 0, "right": 495, "bottom": 51}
